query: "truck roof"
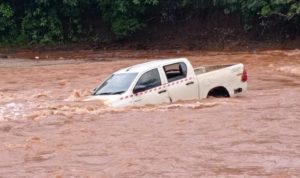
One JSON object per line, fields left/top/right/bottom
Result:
{"left": 115, "top": 58, "right": 188, "bottom": 74}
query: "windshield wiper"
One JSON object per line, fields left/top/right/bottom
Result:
{"left": 96, "top": 91, "right": 125, "bottom": 95}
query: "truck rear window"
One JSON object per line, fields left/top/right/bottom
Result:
{"left": 163, "top": 62, "right": 187, "bottom": 82}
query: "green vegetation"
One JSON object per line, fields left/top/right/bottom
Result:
{"left": 1, "top": 0, "right": 300, "bottom": 45}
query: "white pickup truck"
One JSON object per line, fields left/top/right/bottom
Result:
{"left": 87, "top": 58, "right": 247, "bottom": 107}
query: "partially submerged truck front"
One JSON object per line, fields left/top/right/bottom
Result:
{"left": 87, "top": 60, "right": 176, "bottom": 107}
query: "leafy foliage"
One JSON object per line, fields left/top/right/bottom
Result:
{"left": 0, "top": 3, "right": 15, "bottom": 44}
{"left": 1, "top": 0, "right": 300, "bottom": 45}
{"left": 98, "top": 0, "right": 159, "bottom": 39}
{"left": 21, "top": 7, "right": 62, "bottom": 44}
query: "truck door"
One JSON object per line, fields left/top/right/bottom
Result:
{"left": 131, "top": 68, "right": 170, "bottom": 106}
{"left": 163, "top": 62, "right": 198, "bottom": 102}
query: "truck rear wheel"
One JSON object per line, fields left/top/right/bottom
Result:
{"left": 207, "top": 87, "right": 230, "bottom": 98}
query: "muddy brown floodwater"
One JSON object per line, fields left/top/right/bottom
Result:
{"left": 0, "top": 50, "right": 300, "bottom": 177}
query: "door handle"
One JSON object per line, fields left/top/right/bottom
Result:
{"left": 158, "top": 90, "right": 167, "bottom": 94}
{"left": 186, "top": 81, "right": 194, "bottom": 86}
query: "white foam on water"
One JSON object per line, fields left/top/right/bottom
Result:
{"left": 65, "top": 89, "right": 90, "bottom": 102}
{"left": 0, "top": 102, "right": 25, "bottom": 120}
{"left": 284, "top": 49, "right": 300, "bottom": 56}
{"left": 266, "top": 49, "right": 300, "bottom": 56}
{"left": 0, "top": 106, "right": 4, "bottom": 120}
{"left": 125, "top": 99, "right": 234, "bottom": 112}
{"left": 277, "top": 66, "right": 300, "bottom": 76}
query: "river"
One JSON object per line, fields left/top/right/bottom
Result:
{"left": 0, "top": 50, "right": 300, "bottom": 177}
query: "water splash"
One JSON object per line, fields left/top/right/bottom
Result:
{"left": 65, "top": 89, "right": 90, "bottom": 102}
{"left": 277, "top": 66, "right": 300, "bottom": 76}
{"left": 0, "top": 102, "right": 25, "bottom": 120}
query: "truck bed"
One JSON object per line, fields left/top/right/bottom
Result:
{"left": 194, "top": 64, "right": 234, "bottom": 75}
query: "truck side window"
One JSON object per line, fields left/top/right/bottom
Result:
{"left": 134, "top": 69, "right": 161, "bottom": 93}
{"left": 163, "top": 62, "right": 187, "bottom": 82}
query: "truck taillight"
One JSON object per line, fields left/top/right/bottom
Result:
{"left": 241, "top": 68, "right": 247, "bottom": 82}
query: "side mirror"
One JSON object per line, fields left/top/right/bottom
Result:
{"left": 133, "top": 85, "right": 147, "bottom": 94}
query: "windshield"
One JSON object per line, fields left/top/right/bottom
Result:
{"left": 94, "top": 73, "right": 138, "bottom": 95}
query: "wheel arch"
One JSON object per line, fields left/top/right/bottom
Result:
{"left": 207, "top": 86, "right": 230, "bottom": 98}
